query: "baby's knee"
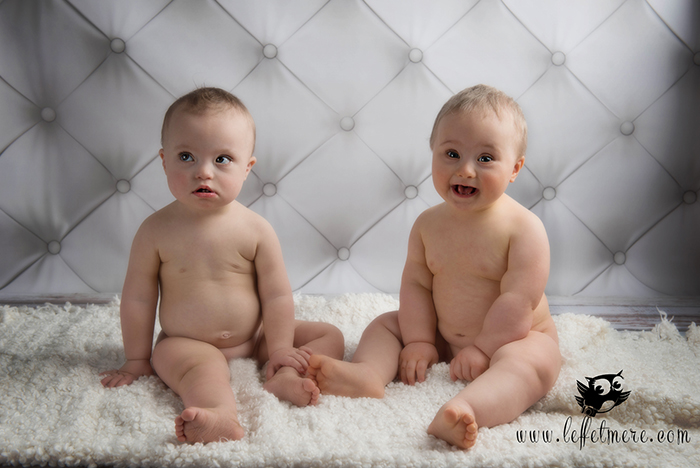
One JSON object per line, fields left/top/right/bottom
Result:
{"left": 369, "top": 310, "right": 401, "bottom": 334}
{"left": 322, "top": 322, "right": 345, "bottom": 351}
{"left": 494, "top": 338, "right": 560, "bottom": 392}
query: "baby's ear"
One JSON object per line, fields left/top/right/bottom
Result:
{"left": 245, "top": 156, "right": 257, "bottom": 177}
{"left": 159, "top": 149, "right": 166, "bottom": 169}
{"left": 510, "top": 157, "right": 525, "bottom": 182}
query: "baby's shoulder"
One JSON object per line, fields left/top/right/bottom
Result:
{"left": 414, "top": 203, "right": 448, "bottom": 226}
{"left": 501, "top": 196, "right": 548, "bottom": 241}
{"left": 139, "top": 202, "right": 182, "bottom": 232}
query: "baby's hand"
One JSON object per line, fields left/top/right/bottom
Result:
{"left": 266, "top": 346, "right": 312, "bottom": 380}
{"left": 100, "top": 359, "right": 154, "bottom": 388}
{"left": 399, "top": 342, "right": 439, "bottom": 385}
{"left": 449, "top": 345, "right": 489, "bottom": 382}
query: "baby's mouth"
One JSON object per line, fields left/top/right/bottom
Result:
{"left": 452, "top": 185, "right": 478, "bottom": 196}
{"left": 195, "top": 187, "right": 213, "bottom": 193}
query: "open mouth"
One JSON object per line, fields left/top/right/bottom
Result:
{"left": 195, "top": 187, "right": 213, "bottom": 193}
{"left": 452, "top": 185, "right": 478, "bottom": 196}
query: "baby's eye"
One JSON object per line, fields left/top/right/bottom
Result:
{"left": 215, "top": 155, "right": 232, "bottom": 165}
{"left": 446, "top": 150, "right": 460, "bottom": 159}
{"left": 179, "top": 152, "right": 194, "bottom": 162}
{"left": 478, "top": 155, "right": 493, "bottom": 163}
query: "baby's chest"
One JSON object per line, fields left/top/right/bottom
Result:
{"left": 425, "top": 230, "right": 509, "bottom": 281}
{"left": 158, "top": 230, "right": 257, "bottom": 275}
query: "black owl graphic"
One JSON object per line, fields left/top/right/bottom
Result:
{"left": 575, "top": 370, "right": 631, "bottom": 417}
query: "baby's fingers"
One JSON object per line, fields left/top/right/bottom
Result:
{"left": 100, "top": 370, "right": 134, "bottom": 388}
{"left": 415, "top": 359, "right": 429, "bottom": 383}
{"left": 449, "top": 359, "right": 464, "bottom": 382}
{"left": 296, "top": 346, "right": 313, "bottom": 367}
{"left": 402, "top": 360, "right": 418, "bottom": 385}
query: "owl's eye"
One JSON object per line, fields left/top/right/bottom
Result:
{"left": 592, "top": 379, "right": 611, "bottom": 395}
{"left": 612, "top": 376, "right": 624, "bottom": 390}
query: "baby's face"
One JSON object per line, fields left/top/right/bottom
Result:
{"left": 160, "top": 108, "right": 256, "bottom": 211}
{"left": 431, "top": 109, "right": 523, "bottom": 213}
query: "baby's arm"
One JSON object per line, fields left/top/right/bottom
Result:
{"left": 473, "top": 215, "right": 549, "bottom": 359}
{"left": 254, "top": 218, "right": 307, "bottom": 380}
{"left": 398, "top": 215, "right": 439, "bottom": 385}
{"left": 100, "top": 221, "right": 160, "bottom": 388}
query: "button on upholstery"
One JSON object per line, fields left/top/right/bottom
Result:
{"left": 684, "top": 190, "right": 697, "bottom": 204}
{"left": 263, "top": 44, "right": 277, "bottom": 59}
{"left": 41, "top": 107, "right": 56, "bottom": 122}
{"left": 263, "top": 183, "right": 277, "bottom": 196}
{"left": 340, "top": 116, "right": 355, "bottom": 131}
{"left": 48, "top": 241, "right": 61, "bottom": 255}
{"left": 620, "top": 121, "right": 635, "bottom": 135}
{"left": 614, "top": 251, "right": 626, "bottom": 265}
{"left": 116, "top": 179, "right": 131, "bottom": 193}
{"left": 337, "top": 247, "right": 350, "bottom": 260}
{"left": 543, "top": 187, "right": 556, "bottom": 200}
{"left": 409, "top": 48, "right": 423, "bottom": 63}
{"left": 404, "top": 185, "right": 418, "bottom": 199}
{"left": 551, "top": 51, "right": 566, "bottom": 66}
{"left": 110, "top": 38, "right": 126, "bottom": 54}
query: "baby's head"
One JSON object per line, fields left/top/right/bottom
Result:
{"left": 159, "top": 88, "right": 257, "bottom": 210}
{"left": 161, "top": 87, "right": 256, "bottom": 153}
{"left": 429, "top": 84, "right": 527, "bottom": 159}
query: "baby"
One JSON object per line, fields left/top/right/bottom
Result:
{"left": 309, "top": 84, "right": 561, "bottom": 449}
{"left": 100, "top": 87, "right": 344, "bottom": 444}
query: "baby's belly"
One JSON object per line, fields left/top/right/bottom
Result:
{"left": 158, "top": 280, "right": 261, "bottom": 349}
{"left": 432, "top": 277, "right": 497, "bottom": 347}
{"left": 433, "top": 277, "right": 556, "bottom": 351}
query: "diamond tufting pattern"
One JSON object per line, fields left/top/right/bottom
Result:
{"left": 0, "top": 0, "right": 698, "bottom": 298}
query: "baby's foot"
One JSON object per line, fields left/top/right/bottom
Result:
{"left": 427, "top": 400, "right": 479, "bottom": 449}
{"left": 308, "top": 355, "right": 385, "bottom": 398}
{"left": 264, "top": 367, "right": 320, "bottom": 407}
{"left": 175, "top": 407, "right": 245, "bottom": 444}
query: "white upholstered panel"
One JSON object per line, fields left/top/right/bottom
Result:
{"left": 0, "top": 0, "right": 698, "bottom": 299}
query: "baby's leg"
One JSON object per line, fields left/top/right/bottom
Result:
{"left": 259, "top": 320, "right": 344, "bottom": 406}
{"left": 152, "top": 336, "right": 245, "bottom": 444}
{"left": 428, "top": 331, "right": 560, "bottom": 449}
{"left": 308, "top": 311, "right": 403, "bottom": 398}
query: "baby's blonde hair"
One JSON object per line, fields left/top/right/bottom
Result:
{"left": 429, "top": 84, "right": 527, "bottom": 158}
{"left": 161, "top": 87, "right": 256, "bottom": 150}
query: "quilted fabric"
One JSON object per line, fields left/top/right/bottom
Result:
{"left": 0, "top": 0, "right": 698, "bottom": 297}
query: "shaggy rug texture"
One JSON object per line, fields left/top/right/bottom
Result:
{"left": 1, "top": 293, "right": 699, "bottom": 468}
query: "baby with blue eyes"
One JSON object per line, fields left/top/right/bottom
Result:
{"left": 309, "top": 84, "right": 561, "bottom": 449}
{"left": 100, "top": 87, "right": 344, "bottom": 444}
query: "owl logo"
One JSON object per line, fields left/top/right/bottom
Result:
{"left": 575, "top": 370, "right": 631, "bottom": 417}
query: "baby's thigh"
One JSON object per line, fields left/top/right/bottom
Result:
{"left": 152, "top": 336, "right": 227, "bottom": 381}
{"left": 491, "top": 331, "right": 561, "bottom": 390}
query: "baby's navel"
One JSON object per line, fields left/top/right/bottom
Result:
{"left": 221, "top": 331, "right": 232, "bottom": 340}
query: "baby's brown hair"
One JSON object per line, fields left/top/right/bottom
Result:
{"left": 429, "top": 84, "right": 527, "bottom": 158}
{"left": 161, "top": 87, "right": 256, "bottom": 150}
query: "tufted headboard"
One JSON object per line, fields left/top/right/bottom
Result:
{"left": 0, "top": 0, "right": 698, "bottom": 301}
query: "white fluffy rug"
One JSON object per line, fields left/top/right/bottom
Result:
{"left": 1, "top": 293, "right": 699, "bottom": 468}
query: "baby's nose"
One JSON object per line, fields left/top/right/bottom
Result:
{"left": 196, "top": 162, "right": 214, "bottom": 178}
{"left": 458, "top": 161, "right": 476, "bottom": 177}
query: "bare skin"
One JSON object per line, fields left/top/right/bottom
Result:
{"left": 309, "top": 106, "right": 561, "bottom": 449}
{"left": 100, "top": 102, "right": 344, "bottom": 444}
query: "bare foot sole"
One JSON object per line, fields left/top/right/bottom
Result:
{"left": 308, "top": 355, "right": 385, "bottom": 398}
{"left": 427, "top": 401, "right": 479, "bottom": 449}
{"left": 175, "top": 407, "right": 245, "bottom": 444}
{"left": 264, "top": 367, "right": 320, "bottom": 407}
